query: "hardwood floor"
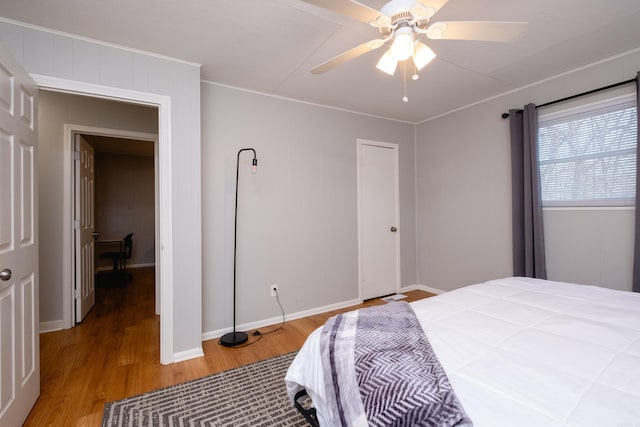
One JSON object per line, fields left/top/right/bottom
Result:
{"left": 25, "top": 267, "right": 433, "bottom": 426}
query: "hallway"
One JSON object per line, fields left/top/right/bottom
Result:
{"left": 27, "top": 267, "right": 161, "bottom": 425}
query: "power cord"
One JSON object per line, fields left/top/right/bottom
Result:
{"left": 218, "top": 288, "right": 286, "bottom": 347}
{"left": 258, "top": 289, "right": 286, "bottom": 335}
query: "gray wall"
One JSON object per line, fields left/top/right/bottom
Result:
{"left": 95, "top": 152, "right": 156, "bottom": 270}
{"left": 1, "top": 19, "right": 203, "bottom": 358}
{"left": 201, "top": 83, "right": 416, "bottom": 334}
{"left": 416, "top": 102, "right": 512, "bottom": 291}
{"left": 416, "top": 49, "right": 640, "bottom": 292}
{"left": 544, "top": 209, "right": 634, "bottom": 290}
{"left": 38, "top": 90, "right": 157, "bottom": 323}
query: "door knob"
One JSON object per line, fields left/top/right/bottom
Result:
{"left": 390, "top": 226, "right": 397, "bottom": 232}
{"left": 92, "top": 232, "right": 100, "bottom": 240}
{"left": 0, "top": 269, "right": 11, "bottom": 281}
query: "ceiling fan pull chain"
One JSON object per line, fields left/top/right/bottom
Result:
{"left": 402, "top": 61, "right": 408, "bottom": 102}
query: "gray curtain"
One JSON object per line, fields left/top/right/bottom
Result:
{"left": 509, "top": 103, "right": 547, "bottom": 279}
{"left": 634, "top": 72, "right": 640, "bottom": 292}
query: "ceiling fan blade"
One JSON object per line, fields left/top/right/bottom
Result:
{"left": 299, "top": 0, "right": 382, "bottom": 25}
{"left": 426, "top": 21, "right": 527, "bottom": 42}
{"left": 311, "top": 39, "right": 385, "bottom": 74}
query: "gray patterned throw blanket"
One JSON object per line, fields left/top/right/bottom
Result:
{"left": 319, "top": 301, "right": 472, "bottom": 427}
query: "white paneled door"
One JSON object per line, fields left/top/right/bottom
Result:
{"left": 0, "top": 44, "right": 40, "bottom": 425}
{"left": 75, "top": 135, "right": 95, "bottom": 322}
{"left": 358, "top": 140, "right": 400, "bottom": 300}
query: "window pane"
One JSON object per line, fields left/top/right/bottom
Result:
{"left": 538, "top": 98, "right": 637, "bottom": 207}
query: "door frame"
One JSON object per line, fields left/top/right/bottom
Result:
{"left": 356, "top": 138, "right": 401, "bottom": 299}
{"left": 33, "top": 74, "right": 175, "bottom": 364}
{"left": 66, "top": 125, "right": 160, "bottom": 324}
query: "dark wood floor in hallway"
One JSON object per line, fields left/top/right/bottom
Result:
{"left": 26, "top": 267, "right": 432, "bottom": 426}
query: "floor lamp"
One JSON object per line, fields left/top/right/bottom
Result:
{"left": 220, "top": 148, "right": 258, "bottom": 347}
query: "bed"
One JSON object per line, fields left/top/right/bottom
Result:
{"left": 285, "top": 277, "right": 640, "bottom": 426}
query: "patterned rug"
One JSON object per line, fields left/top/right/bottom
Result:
{"left": 102, "top": 351, "right": 307, "bottom": 426}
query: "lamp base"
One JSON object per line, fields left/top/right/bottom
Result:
{"left": 219, "top": 331, "right": 249, "bottom": 347}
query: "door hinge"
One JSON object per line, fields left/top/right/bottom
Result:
{"left": 74, "top": 151, "right": 80, "bottom": 161}
{"left": 73, "top": 219, "right": 80, "bottom": 229}
{"left": 74, "top": 289, "right": 80, "bottom": 299}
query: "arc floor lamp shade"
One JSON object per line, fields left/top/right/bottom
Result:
{"left": 220, "top": 148, "right": 258, "bottom": 347}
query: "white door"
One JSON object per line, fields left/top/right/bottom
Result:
{"left": 357, "top": 140, "right": 400, "bottom": 300}
{"left": 0, "top": 43, "right": 40, "bottom": 426}
{"left": 74, "top": 135, "right": 95, "bottom": 322}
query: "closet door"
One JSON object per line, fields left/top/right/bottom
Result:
{"left": 358, "top": 139, "right": 400, "bottom": 300}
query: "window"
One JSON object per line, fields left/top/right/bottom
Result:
{"left": 538, "top": 94, "right": 637, "bottom": 207}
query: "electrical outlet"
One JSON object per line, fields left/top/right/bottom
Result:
{"left": 270, "top": 284, "right": 278, "bottom": 297}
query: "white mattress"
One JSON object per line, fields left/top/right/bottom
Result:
{"left": 286, "top": 277, "right": 640, "bottom": 426}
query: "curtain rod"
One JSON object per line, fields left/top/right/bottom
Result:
{"left": 500, "top": 77, "right": 638, "bottom": 119}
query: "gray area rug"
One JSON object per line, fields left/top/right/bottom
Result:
{"left": 102, "top": 351, "right": 307, "bottom": 426}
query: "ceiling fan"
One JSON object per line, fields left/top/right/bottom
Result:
{"left": 302, "top": 0, "right": 527, "bottom": 77}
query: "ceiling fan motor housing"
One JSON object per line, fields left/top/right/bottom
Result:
{"left": 381, "top": 0, "right": 432, "bottom": 23}
{"left": 377, "top": 0, "right": 434, "bottom": 39}
{"left": 381, "top": 0, "right": 416, "bottom": 17}
{"left": 387, "top": 9, "right": 413, "bottom": 24}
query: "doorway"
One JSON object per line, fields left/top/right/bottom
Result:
{"left": 357, "top": 139, "right": 401, "bottom": 300}
{"left": 73, "top": 129, "right": 159, "bottom": 323}
{"left": 35, "top": 81, "right": 174, "bottom": 364}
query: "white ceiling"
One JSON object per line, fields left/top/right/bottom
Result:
{"left": 2, "top": 0, "right": 640, "bottom": 123}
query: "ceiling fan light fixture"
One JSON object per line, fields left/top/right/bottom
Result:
{"left": 390, "top": 29, "right": 414, "bottom": 61}
{"left": 412, "top": 41, "right": 436, "bottom": 70}
{"left": 376, "top": 49, "right": 398, "bottom": 75}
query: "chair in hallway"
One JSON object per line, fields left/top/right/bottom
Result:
{"left": 99, "top": 233, "right": 133, "bottom": 280}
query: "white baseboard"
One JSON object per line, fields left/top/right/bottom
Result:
{"left": 398, "top": 284, "right": 419, "bottom": 293}
{"left": 128, "top": 262, "right": 156, "bottom": 269}
{"left": 201, "top": 286, "right": 449, "bottom": 343}
{"left": 96, "top": 262, "right": 155, "bottom": 272}
{"left": 173, "top": 347, "right": 205, "bottom": 363}
{"left": 399, "top": 284, "right": 446, "bottom": 295}
{"left": 40, "top": 320, "right": 64, "bottom": 333}
{"left": 202, "top": 297, "right": 363, "bottom": 342}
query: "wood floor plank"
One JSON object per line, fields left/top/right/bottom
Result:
{"left": 26, "top": 267, "right": 433, "bottom": 425}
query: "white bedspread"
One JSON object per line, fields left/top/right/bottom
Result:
{"left": 286, "top": 277, "right": 640, "bottom": 426}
